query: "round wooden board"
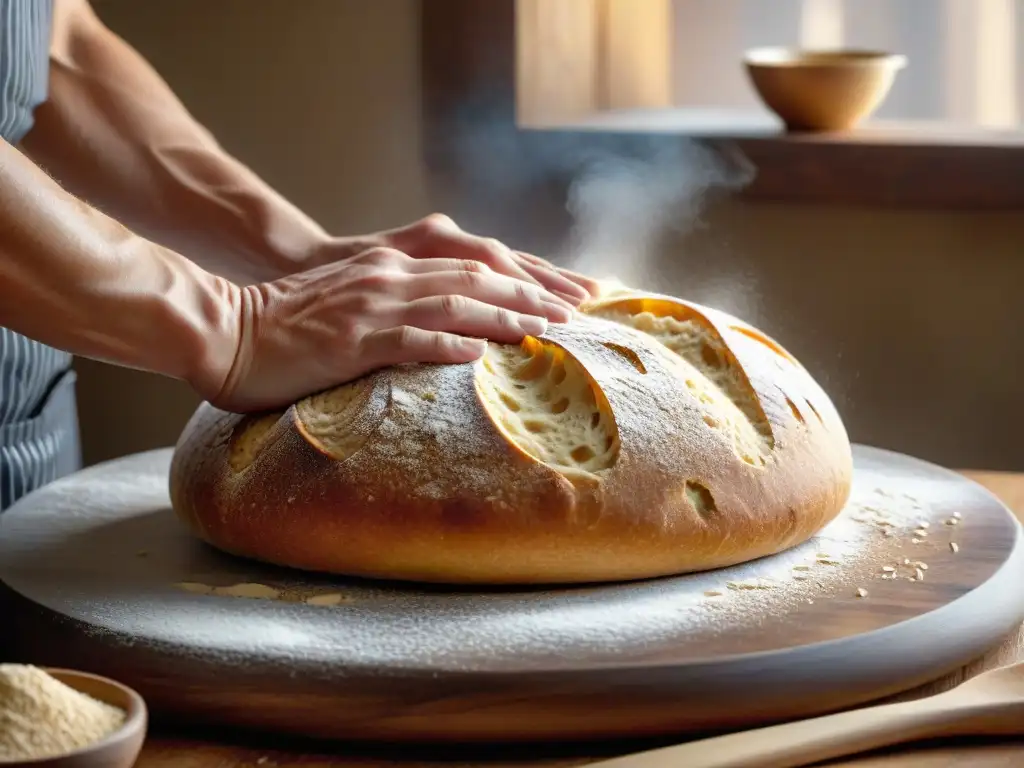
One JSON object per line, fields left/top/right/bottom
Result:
{"left": 1, "top": 446, "right": 1023, "bottom": 743}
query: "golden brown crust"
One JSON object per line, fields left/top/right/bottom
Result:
{"left": 169, "top": 291, "right": 853, "bottom": 584}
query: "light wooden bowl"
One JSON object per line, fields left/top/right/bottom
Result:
{"left": 744, "top": 47, "right": 906, "bottom": 132}
{"left": 3, "top": 668, "right": 147, "bottom": 768}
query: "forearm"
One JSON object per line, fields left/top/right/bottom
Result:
{"left": 0, "top": 138, "right": 238, "bottom": 395}
{"left": 21, "top": 0, "right": 327, "bottom": 284}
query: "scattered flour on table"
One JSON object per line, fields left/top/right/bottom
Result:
{"left": 0, "top": 664, "right": 126, "bottom": 761}
{"left": 696, "top": 482, "right": 956, "bottom": 622}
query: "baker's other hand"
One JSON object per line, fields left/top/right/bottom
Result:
{"left": 310, "top": 214, "right": 603, "bottom": 306}
{"left": 198, "top": 246, "right": 576, "bottom": 412}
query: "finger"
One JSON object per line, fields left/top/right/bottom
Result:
{"left": 398, "top": 216, "right": 593, "bottom": 306}
{"left": 428, "top": 230, "right": 558, "bottom": 293}
{"left": 401, "top": 257, "right": 494, "bottom": 275}
{"left": 514, "top": 251, "right": 603, "bottom": 297}
{"left": 515, "top": 259, "right": 597, "bottom": 304}
{"left": 402, "top": 269, "right": 573, "bottom": 323}
{"left": 400, "top": 260, "right": 576, "bottom": 315}
{"left": 399, "top": 295, "right": 548, "bottom": 344}
{"left": 556, "top": 267, "right": 604, "bottom": 297}
{"left": 359, "top": 325, "right": 487, "bottom": 370}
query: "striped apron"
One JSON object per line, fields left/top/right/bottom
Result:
{"left": 0, "top": 0, "right": 81, "bottom": 512}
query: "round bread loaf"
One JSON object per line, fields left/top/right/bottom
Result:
{"left": 169, "top": 289, "right": 853, "bottom": 585}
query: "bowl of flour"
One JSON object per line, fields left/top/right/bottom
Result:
{"left": 0, "top": 664, "right": 146, "bottom": 766}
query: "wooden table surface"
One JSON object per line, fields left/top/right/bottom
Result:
{"left": 136, "top": 469, "right": 1024, "bottom": 768}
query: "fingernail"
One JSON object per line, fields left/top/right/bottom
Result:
{"left": 542, "top": 301, "right": 573, "bottom": 324}
{"left": 518, "top": 315, "right": 548, "bottom": 337}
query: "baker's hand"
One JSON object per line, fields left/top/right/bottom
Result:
{"left": 309, "top": 214, "right": 602, "bottom": 305}
{"left": 201, "top": 246, "right": 576, "bottom": 412}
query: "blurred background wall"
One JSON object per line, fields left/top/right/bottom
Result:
{"left": 80, "top": 0, "right": 1024, "bottom": 470}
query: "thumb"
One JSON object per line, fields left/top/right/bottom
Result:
{"left": 358, "top": 325, "right": 487, "bottom": 370}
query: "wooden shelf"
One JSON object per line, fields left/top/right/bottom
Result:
{"left": 522, "top": 108, "right": 1024, "bottom": 146}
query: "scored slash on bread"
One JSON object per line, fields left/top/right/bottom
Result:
{"left": 169, "top": 289, "right": 853, "bottom": 585}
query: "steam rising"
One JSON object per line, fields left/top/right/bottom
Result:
{"left": 561, "top": 139, "right": 755, "bottom": 289}
{"left": 441, "top": 106, "right": 758, "bottom": 313}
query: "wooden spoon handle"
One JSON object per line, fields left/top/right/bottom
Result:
{"left": 586, "top": 698, "right": 961, "bottom": 768}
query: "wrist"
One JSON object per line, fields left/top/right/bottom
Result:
{"left": 123, "top": 240, "right": 243, "bottom": 400}
{"left": 171, "top": 263, "right": 245, "bottom": 404}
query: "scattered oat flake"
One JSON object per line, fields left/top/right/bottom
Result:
{"left": 914, "top": 561, "right": 928, "bottom": 570}
{"left": 726, "top": 579, "right": 773, "bottom": 591}
{"left": 855, "top": 588, "right": 869, "bottom": 598}
{"left": 917, "top": 521, "right": 930, "bottom": 529}
{"left": 704, "top": 590, "right": 723, "bottom": 597}
{"left": 950, "top": 542, "right": 960, "bottom": 553}
{"left": 952, "top": 511, "right": 962, "bottom": 519}
{"left": 306, "top": 593, "right": 346, "bottom": 607}
{"left": 882, "top": 566, "right": 896, "bottom": 573}
{"left": 945, "top": 518, "right": 960, "bottom": 526}
{"left": 914, "top": 567, "right": 925, "bottom": 581}
{"left": 913, "top": 529, "right": 929, "bottom": 537}
{"left": 911, "top": 538, "right": 921, "bottom": 544}
{"left": 792, "top": 564, "right": 812, "bottom": 571}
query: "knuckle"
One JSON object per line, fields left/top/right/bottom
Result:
{"left": 483, "top": 237, "right": 506, "bottom": 253}
{"left": 457, "top": 268, "right": 487, "bottom": 292}
{"left": 472, "top": 240, "right": 504, "bottom": 264}
{"left": 484, "top": 237, "right": 512, "bottom": 261}
{"left": 431, "top": 331, "right": 456, "bottom": 354}
{"left": 420, "top": 212, "right": 457, "bottom": 234}
{"left": 493, "top": 307, "right": 518, "bottom": 331}
{"left": 395, "top": 324, "right": 420, "bottom": 347}
{"left": 513, "top": 279, "right": 536, "bottom": 304}
{"left": 439, "top": 293, "right": 468, "bottom": 318}
{"left": 457, "top": 258, "right": 488, "bottom": 274}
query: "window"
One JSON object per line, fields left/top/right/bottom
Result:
{"left": 517, "top": 0, "right": 1024, "bottom": 132}
{"left": 422, "top": 0, "right": 1024, "bottom": 208}
{"left": 672, "top": 0, "right": 1020, "bottom": 128}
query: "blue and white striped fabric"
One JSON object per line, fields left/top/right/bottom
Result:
{"left": 1, "top": 0, "right": 81, "bottom": 512}
{"left": 0, "top": 0, "right": 51, "bottom": 141}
